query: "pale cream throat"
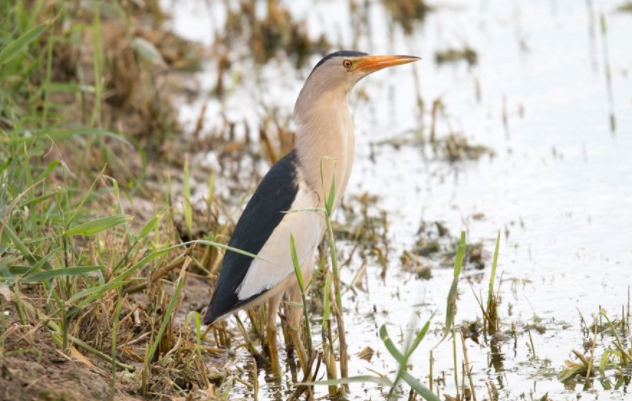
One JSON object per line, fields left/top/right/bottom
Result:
{"left": 294, "top": 101, "right": 355, "bottom": 211}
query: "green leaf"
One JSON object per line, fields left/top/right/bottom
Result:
{"left": 322, "top": 272, "right": 331, "bottom": 332}
{"left": 379, "top": 324, "right": 405, "bottom": 363}
{"left": 486, "top": 231, "right": 501, "bottom": 313}
{"left": 34, "top": 160, "right": 59, "bottom": 182}
{"left": 8, "top": 266, "right": 30, "bottom": 275}
{"left": 453, "top": 231, "right": 466, "bottom": 277}
{"left": 194, "top": 312, "right": 202, "bottom": 357}
{"left": 0, "top": 157, "right": 12, "bottom": 175}
{"left": 406, "top": 317, "right": 432, "bottom": 358}
{"left": 183, "top": 155, "right": 192, "bottom": 235}
{"left": 65, "top": 214, "right": 133, "bottom": 236}
{"left": 290, "top": 234, "right": 304, "bottom": 290}
{"left": 19, "top": 252, "right": 54, "bottom": 278}
{"left": 0, "top": 23, "right": 49, "bottom": 65}
{"left": 21, "top": 266, "right": 104, "bottom": 283}
{"left": 207, "top": 171, "right": 215, "bottom": 212}
{"left": 1, "top": 225, "right": 53, "bottom": 270}
{"left": 18, "top": 191, "right": 57, "bottom": 208}
{"left": 289, "top": 234, "right": 312, "bottom": 352}
{"left": 146, "top": 266, "right": 186, "bottom": 363}
{"left": 139, "top": 214, "right": 161, "bottom": 239}
{"left": 401, "top": 372, "right": 441, "bottom": 401}
{"left": 67, "top": 280, "right": 127, "bottom": 303}
{"left": 443, "top": 231, "right": 466, "bottom": 339}
{"left": 326, "top": 175, "right": 336, "bottom": 214}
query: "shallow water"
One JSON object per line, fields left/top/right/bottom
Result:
{"left": 162, "top": 0, "right": 632, "bottom": 399}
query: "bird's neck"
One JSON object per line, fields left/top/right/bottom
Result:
{"left": 293, "top": 89, "right": 355, "bottom": 211}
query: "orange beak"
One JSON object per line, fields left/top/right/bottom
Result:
{"left": 354, "top": 55, "right": 420, "bottom": 72}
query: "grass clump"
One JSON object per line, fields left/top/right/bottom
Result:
{"left": 0, "top": 1, "right": 226, "bottom": 400}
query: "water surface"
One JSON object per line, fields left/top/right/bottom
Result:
{"left": 162, "top": 0, "right": 632, "bottom": 399}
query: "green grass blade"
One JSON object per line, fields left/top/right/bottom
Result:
{"left": 67, "top": 280, "right": 127, "bottom": 303}
{"left": 322, "top": 272, "right": 331, "bottom": 332}
{"left": 34, "top": 160, "right": 59, "bottom": 182}
{"left": 17, "top": 252, "right": 54, "bottom": 278}
{"left": 139, "top": 214, "right": 161, "bottom": 239}
{"left": 486, "top": 230, "right": 501, "bottom": 311}
{"left": 207, "top": 171, "right": 215, "bottom": 212}
{"left": 7, "top": 266, "right": 30, "bottom": 275}
{"left": 65, "top": 165, "right": 106, "bottom": 228}
{"left": 326, "top": 175, "right": 336, "bottom": 215}
{"left": 453, "top": 231, "right": 466, "bottom": 277}
{"left": 0, "top": 22, "right": 48, "bottom": 65}
{"left": 110, "top": 179, "right": 133, "bottom": 243}
{"left": 146, "top": 265, "right": 186, "bottom": 363}
{"left": 1, "top": 225, "right": 53, "bottom": 270}
{"left": 401, "top": 372, "right": 441, "bottom": 401}
{"left": 183, "top": 155, "right": 192, "bottom": 236}
{"left": 406, "top": 316, "right": 433, "bottom": 358}
{"left": 434, "top": 231, "right": 466, "bottom": 348}
{"left": 379, "top": 324, "right": 405, "bottom": 363}
{"left": 194, "top": 312, "right": 202, "bottom": 358}
{"left": 18, "top": 191, "right": 57, "bottom": 208}
{"left": 64, "top": 214, "right": 133, "bottom": 236}
{"left": 290, "top": 234, "right": 305, "bottom": 290}
{"left": 290, "top": 234, "right": 312, "bottom": 352}
{"left": 21, "top": 265, "right": 104, "bottom": 283}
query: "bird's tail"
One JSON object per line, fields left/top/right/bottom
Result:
{"left": 202, "top": 303, "right": 217, "bottom": 325}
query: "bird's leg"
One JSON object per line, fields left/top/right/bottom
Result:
{"left": 266, "top": 292, "right": 283, "bottom": 376}
{"left": 286, "top": 265, "right": 314, "bottom": 376}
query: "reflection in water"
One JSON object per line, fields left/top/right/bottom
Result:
{"left": 489, "top": 335, "right": 505, "bottom": 375}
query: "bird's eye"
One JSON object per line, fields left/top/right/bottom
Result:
{"left": 342, "top": 60, "right": 353, "bottom": 68}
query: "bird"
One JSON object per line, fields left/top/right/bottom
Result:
{"left": 203, "top": 51, "right": 419, "bottom": 372}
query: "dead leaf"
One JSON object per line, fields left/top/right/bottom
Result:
{"left": 0, "top": 284, "right": 13, "bottom": 302}
{"left": 357, "top": 346, "right": 374, "bottom": 362}
{"left": 70, "top": 347, "right": 95, "bottom": 369}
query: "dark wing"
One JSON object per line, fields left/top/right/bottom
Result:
{"left": 203, "top": 150, "right": 299, "bottom": 324}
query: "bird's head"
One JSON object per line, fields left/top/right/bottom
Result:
{"left": 295, "top": 51, "right": 419, "bottom": 118}
{"left": 306, "top": 51, "right": 420, "bottom": 93}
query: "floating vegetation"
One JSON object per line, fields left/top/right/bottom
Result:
{"left": 335, "top": 193, "right": 391, "bottom": 271}
{"left": 381, "top": 0, "right": 434, "bottom": 34}
{"left": 434, "top": 133, "right": 493, "bottom": 162}
{"left": 559, "top": 307, "right": 631, "bottom": 390}
{"left": 221, "top": 0, "right": 330, "bottom": 68}
{"left": 401, "top": 250, "right": 433, "bottom": 279}
{"left": 405, "top": 221, "right": 486, "bottom": 274}
{"left": 378, "top": 96, "right": 493, "bottom": 163}
{"left": 435, "top": 46, "right": 478, "bottom": 67}
{"left": 617, "top": 2, "right": 632, "bottom": 13}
